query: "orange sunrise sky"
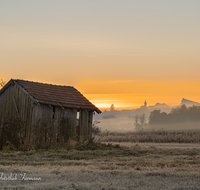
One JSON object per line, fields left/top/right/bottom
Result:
{"left": 1, "top": 1, "right": 200, "bottom": 110}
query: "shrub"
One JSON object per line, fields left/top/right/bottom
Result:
{"left": 92, "top": 121, "right": 101, "bottom": 136}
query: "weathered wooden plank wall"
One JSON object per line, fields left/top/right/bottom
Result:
{"left": 0, "top": 83, "right": 33, "bottom": 126}
{"left": 31, "top": 105, "right": 78, "bottom": 143}
{"left": 0, "top": 83, "right": 34, "bottom": 147}
{"left": 79, "top": 110, "right": 88, "bottom": 141}
{"left": 88, "top": 112, "right": 93, "bottom": 139}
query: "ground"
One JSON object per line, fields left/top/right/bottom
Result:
{"left": 0, "top": 141, "right": 200, "bottom": 190}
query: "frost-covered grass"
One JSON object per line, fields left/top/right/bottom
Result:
{"left": 1, "top": 142, "right": 200, "bottom": 189}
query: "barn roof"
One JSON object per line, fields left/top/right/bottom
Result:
{"left": 1, "top": 79, "right": 101, "bottom": 113}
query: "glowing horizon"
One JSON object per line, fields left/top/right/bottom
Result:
{"left": 1, "top": 77, "right": 200, "bottom": 111}
{"left": 80, "top": 78, "right": 200, "bottom": 111}
{"left": 84, "top": 93, "right": 198, "bottom": 111}
{"left": 1, "top": 1, "right": 200, "bottom": 110}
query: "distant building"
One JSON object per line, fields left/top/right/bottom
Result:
{"left": 144, "top": 100, "right": 147, "bottom": 108}
{"left": 138, "top": 100, "right": 148, "bottom": 110}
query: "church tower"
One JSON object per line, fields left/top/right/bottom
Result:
{"left": 144, "top": 100, "right": 147, "bottom": 108}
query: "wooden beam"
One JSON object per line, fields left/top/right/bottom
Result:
{"left": 57, "top": 102, "right": 65, "bottom": 110}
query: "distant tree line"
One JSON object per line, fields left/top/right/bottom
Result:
{"left": 102, "top": 115, "right": 116, "bottom": 119}
{"left": 149, "top": 105, "right": 200, "bottom": 125}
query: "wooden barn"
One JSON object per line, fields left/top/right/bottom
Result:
{"left": 0, "top": 79, "right": 101, "bottom": 149}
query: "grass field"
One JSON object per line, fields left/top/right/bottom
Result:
{"left": 0, "top": 138, "right": 200, "bottom": 190}
{"left": 96, "top": 130, "right": 200, "bottom": 143}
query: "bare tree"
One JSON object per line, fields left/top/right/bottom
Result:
{"left": 134, "top": 115, "right": 139, "bottom": 126}
{"left": 139, "top": 114, "right": 146, "bottom": 126}
{"left": 0, "top": 79, "right": 6, "bottom": 89}
{"left": 134, "top": 114, "right": 146, "bottom": 131}
{"left": 92, "top": 120, "right": 101, "bottom": 136}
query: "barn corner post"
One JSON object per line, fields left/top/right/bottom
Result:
{"left": 88, "top": 111, "right": 94, "bottom": 139}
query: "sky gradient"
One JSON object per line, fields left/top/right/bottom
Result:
{"left": 1, "top": 1, "right": 200, "bottom": 110}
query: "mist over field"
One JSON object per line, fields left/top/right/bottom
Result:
{"left": 94, "top": 98, "right": 200, "bottom": 132}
